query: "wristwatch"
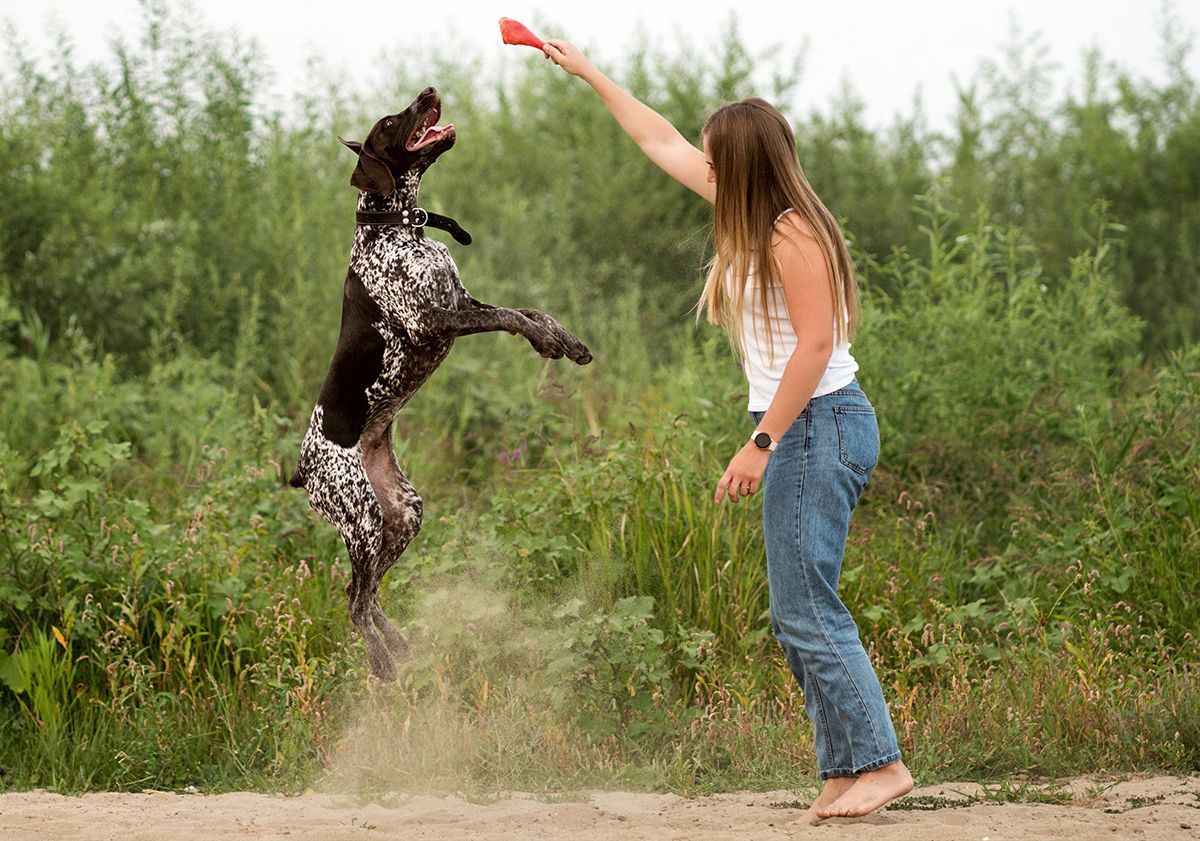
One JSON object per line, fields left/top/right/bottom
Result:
{"left": 751, "top": 431, "right": 777, "bottom": 452}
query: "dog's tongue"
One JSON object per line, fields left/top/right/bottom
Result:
{"left": 417, "top": 124, "right": 453, "bottom": 147}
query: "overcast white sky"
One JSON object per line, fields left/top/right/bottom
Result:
{"left": 2, "top": 1, "right": 1197, "bottom": 133}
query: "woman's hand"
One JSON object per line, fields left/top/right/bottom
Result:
{"left": 543, "top": 39, "right": 595, "bottom": 78}
{"left": 714, "top": 442, "right": 770, "bottom": 504}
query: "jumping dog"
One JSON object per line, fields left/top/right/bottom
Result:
{"left": 290, "top": 87, "right": 592, "bottom": 680}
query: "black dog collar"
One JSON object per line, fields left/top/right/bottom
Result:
{"left": 355, "top": 208, "right": 472, "bottom": 246}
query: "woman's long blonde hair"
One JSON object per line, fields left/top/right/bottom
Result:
{"left": 698, "top": 98, "right": 859, "bottom": 359}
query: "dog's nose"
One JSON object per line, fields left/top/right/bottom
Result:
{"left": 421, "top": 86, "right": 437, "bottom": 98}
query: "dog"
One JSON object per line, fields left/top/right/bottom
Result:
{"left": 290, "top": 87, "right": 592, "bottom": 681}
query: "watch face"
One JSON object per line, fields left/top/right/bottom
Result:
{"left": 754, "top": 432, "right": 772, "bottom": 449}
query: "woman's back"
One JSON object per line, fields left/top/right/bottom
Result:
{"left": 728, "top": 209, "right": 859, "bottom": 411}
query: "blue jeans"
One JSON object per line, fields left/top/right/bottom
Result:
{"left": 751, "top": 377, "right": 902, "bottom": 779}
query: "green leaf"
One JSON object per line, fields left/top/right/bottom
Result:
{"left": 0, "top": 649, "right": 29, "bottom": 695}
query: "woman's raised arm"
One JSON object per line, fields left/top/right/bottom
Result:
{"left": 543, "top": 39, "right": 715, "bottom": 204}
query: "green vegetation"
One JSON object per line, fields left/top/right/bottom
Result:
{"left": 0, "top": 2, "right": 1196, "bottom": 794}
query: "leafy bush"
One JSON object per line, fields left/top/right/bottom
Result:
{"left": 0, "top": 1, "right": 1197, "bottom": 792}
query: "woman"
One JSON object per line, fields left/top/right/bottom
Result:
{"left": 542, "top": 40, "right": 914, "bottom": 821}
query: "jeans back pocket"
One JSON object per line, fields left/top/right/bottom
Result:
{"left": 832, "top": 405, "right": 879, "bottom": 476}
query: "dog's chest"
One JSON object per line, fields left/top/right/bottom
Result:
{"left": 356, "top": 236, "right": 462, "bottom": 319}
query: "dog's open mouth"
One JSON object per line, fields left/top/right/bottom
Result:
{"left": 407, "top": 104, "right": 454, "bottom": 151}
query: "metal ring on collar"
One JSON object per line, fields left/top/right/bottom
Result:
{"left": 409, "top": 207, "right": 428, "bottom": 227}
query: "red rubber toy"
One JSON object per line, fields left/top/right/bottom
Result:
{"left": 499, "top": 17, "right": 545, "bottom": 50}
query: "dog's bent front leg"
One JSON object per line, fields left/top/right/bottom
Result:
{"left": 417, "top": 305, "right": 537, "bottom": 340}
{"left": 415, "top": 306, "right": 591, "bottom": 364}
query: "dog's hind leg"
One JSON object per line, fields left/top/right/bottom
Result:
{"left": 370, "top": 599, "right": 411, "bottom": 660}
{"left": 295, "top": 419, "right": 397, "bottom": 680}
{"left": 336, "top": 492, "right": 396, "bottom": 680}
{"left": 338, "top": 485, "right": 395, "bottom": 680}
{"left": 362, "top": 421, "right": 423, "bottom": 661}
{"left": 346, "top": 552, "right": 398, "bottom": 681}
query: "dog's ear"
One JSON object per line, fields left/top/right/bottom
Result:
{"left": 344, "top": 124, "right": 396, "bottom": 196}
{"left": 337, "top": 136, "right": 363, "bottom": 154}
{"left": 350, "top": 150, "right": 395, "bottom": 196}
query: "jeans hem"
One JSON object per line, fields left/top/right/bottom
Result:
{"left": 819, "top": 750, "right": 902, "bottom": 780}
{"left": 850, "top": 749, "right": 902, "bottom": 776}
{"left": 818, "top": 766, "right": 860, "bottom": 780}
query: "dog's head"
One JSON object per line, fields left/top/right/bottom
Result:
{"left": 339, "top": 87, "right": 455, "bottom": 195}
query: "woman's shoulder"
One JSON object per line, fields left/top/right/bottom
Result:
{"left": 770, "top": 208, "right": 820, "bottom": 252}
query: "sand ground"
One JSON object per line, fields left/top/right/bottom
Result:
{"left": 1, "top": 773, "right": 1197, "bottom": 840}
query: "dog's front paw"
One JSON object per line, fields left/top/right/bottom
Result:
{"left": 567, "top": 335, "right": 592, "bottom": 365}
{"left": 550, "top": 327, "right": 591, "bottom": 365}
{"left": 527, "top": 327, "right": 567, "bottom": 359}
{"left": 532, "top": 331, "right": 581, "bottom": 361}
{"left": 564, "top": 336, "right": 591, "bottom": 365}
{"left": 520, "top": 309, "right": 591, "bottom": 365}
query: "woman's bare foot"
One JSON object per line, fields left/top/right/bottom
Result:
{"left": 788, "top": 775, "right": 858, "bottom": 825}
{"left": 814, "top": 759, "right": 914, "bottom": 818}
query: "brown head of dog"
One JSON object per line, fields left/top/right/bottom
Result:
{"left": 338, "top": 86, "right": 455, "bottom": 195}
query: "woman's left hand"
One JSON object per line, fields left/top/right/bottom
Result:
{"left": 714, "top": 443, "right": 770, "bottom": 504}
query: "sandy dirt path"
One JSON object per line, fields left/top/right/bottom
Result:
{"left": 1, "top": 774, "right": 1197, "bottom": 840}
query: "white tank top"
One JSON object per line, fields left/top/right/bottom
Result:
{"left": 726, "top": 209, "right": 859, "bottom": 411}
